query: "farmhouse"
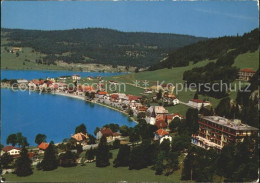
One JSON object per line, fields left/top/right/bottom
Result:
{"left": 238, "top": 68, "right": 256, "bottom": 81}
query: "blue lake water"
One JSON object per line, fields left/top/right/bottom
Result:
{"left": 1, "top": 69, "right": 124, "bottom": 80}
{"left": 1, "top": 70, "right": 134, "bottom": 146}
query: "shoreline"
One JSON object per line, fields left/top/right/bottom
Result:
{"left": 47, "top": 91, "right": 138, "bottom": 124}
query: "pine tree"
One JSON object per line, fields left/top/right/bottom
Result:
{"left": 193, "top": 92, "right": 199, "bottom": 99}
{"left": 41, "top": 141, "right": 58, "bottom": 171}
{"left": 15, "top": 147, "right": 32, "bottom": 176}
{"left": 113, "top": 144, "right": 130, "bottom": 167}
{"left": 155, "top": 151, "right": 164, "bottom": 175}
{"left": 86, "top": 147, "right": 95, "bottom": 160}
{"left": 1, "top": 153, "right": 13, "bottom": 169}
{"left": 129, "top": 145, "right": 146, "bottom": 170}
{"left": 96, "top": 136, "right": 110, "bottom": 167}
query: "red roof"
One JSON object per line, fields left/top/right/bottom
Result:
{"left": 2, "top": 146, "right": 21, "bottom": 152}
{"left": 38, "top": 142, "right": 49, "bottom": 150}
{"left": 239, "top": 68, "right": 256, "bottom": 73}
{"left": 155, "top": 120, "right": 168, "bottom": 129}
{"left": 98, "top": 91, "right": 107, "bottom": 95}
{"left": 111, "top": 94, "right": 119, "bottom": 99}
{"left": 84, "top": 86, "right": 94, "bottom": 91}
{"left": 138, "top": 106, "right": 148, "bottom": 111}
{"left": 30, "top": 79, "right": 45, "bottom": 85}
{"left": 128, "top": 95, "right": 142, "bottom": 101}
{"left": 190, "top": 99, "right": 209, "bottom": 103}
{"left": 100, "top": 128, "right": 113, "bottom": 137}
{"left": 156, "top": 129, "right": 169, "bottom": 136}
{"left": 112, "top": 132, "right": 121, "bottom": 136}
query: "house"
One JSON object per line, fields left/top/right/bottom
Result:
{"left": 112, "top": 132, "right": 122, "bottom": 140}
{"left": 160, "top": 135, "right": 173, "bottom": 144}
{"left": 28, "top": 79, "right": 45, "bottom": 88}
{"left": 144, "top": 89, "right": 153, "bottom": 94}
{"left": 154, "top": 129, "right": 169, "bottom": 141}
{"left": 10, "top": 47, "right": 22, "bottom": 53}
{"left": 238, "top": 68, "right": 256, "bottom": 81}
{"left": 72, "top": 74, "right": 81, "bottom": 81}
{"left": 146, "top": 107, "right": 156, "bottom": 125}
{"left": 96, "top": 91, "right": 108, "bottom": 98}
{"left": 38, "top": 142, "right": 49, "bottom": 151}
{"left": 191, "top": 115, "right": 259, "bottom": 150}
{"left": 147, "top": 106, "right": 169, "bottom": 116}
{"left": 155, "top": 119, "right": 168, "bottom": 129}
{"left": 17, "top": 79, "right": 28, "bottom": 85}
{"left": 156, "top": 113, "right": 183, "bottom": 124}
{"left": 87, "top": 76, "right": 94, "bottom": 81}
{"left": 128, "top": 95, "right": 142, "bottom": 102}
{"left": 46, "top": 77, "right": 56, "bottom": 82}
{"left": 1, "top": 146, "right": 21, "bottom": 156}
{"left": 163, "top": 94, "right": 180, "bottom": 106}
{"left": 72, "top": 133, "right": 89, "bottom": 144}
{"left": 188, "top": 99, "right": 211, "bottom": 109}
{"left": 96, "top": 127, "right": 114, "bottom": 140}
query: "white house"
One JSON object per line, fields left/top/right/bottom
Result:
{"left": 72, "top": 74, "right": 81, "bottom": 81}
{"left": 188, "top": 99, "right": 211, "bottom": 109}
{"left": 147, "top": 106, "right": 168, "bottom": 116}
{"left": 1, "top": 146, "right": 21, "bottom": 156}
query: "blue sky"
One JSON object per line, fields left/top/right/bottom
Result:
{"left": 1, "top": 1, "right": 259, "bottom": 37}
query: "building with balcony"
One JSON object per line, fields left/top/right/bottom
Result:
{"left": 191, "top": 115, "right": 258, "bottom": 150}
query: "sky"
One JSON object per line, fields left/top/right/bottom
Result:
{"left": 1, "top": 1, "right": 259, "bottom": 38}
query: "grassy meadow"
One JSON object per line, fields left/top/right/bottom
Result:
{"left": 4, "top": 149, "right": 185, "bottom": 182}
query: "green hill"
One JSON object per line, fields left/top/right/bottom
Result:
{"left": 1, "top": 28, "right": 206, "bottom": 68}
{"left": 149, "top": 28, "right": 258, "bottom": 70}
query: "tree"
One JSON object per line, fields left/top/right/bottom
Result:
{"left": 96, "top": 136, "right": 110, "bottom": 167}
{"left": 137, "top": 112, "right": 146, "bottom": 120}
{"left": 87, "top": 134, "right": 96, "bottom": 145}
{"left": 135, "top": 67, "right": 139, "bottom": 73}
{"left": 119, "top": 125, "right": 130, "bottom": 136}
{"left": 15, "top": 147, "right": 32, "bottom": 176}
{"left": 113, "top": 139, "right": 120, "bottom": 149}
{"left": 59, "top": 151, "right": 77, "bottom": 167}
{"left": 128, "top": 109, "right": 134, "bottom": 117}
{"left": 169, "top": 118, "right": 181, "bottom": 132}
{"left": 6, "top": 134, "right": 17, "bottom": 146}
{"left": 1, "top": 153, "right": 13, "bottom": 169}
{"left": 129, "top": 145, "right": 146, "bottom": 170}
{"left": 155, "top": 151, "right": 164, "bottom": 175}
{"left": 94, "top": 127, "right": 100, "bottom": 135}
{"left": 113, "top": 144, "right": 130, "bottom": 167}
{"left": 165, "top": 152, "right": 179, "bottom": 176}
{"left": 215, "top": 97, "right": 231, "bottom": 117}
{"left": 160, "top": 139, "right": 170, "bottom": 155}
{"left": 86, "top": 147, "right": 95, "bottom": 160}
{"left": 41, "top": 141, "right": 58, "bottom": 171}
{"left": 35, "top": 134, "right": 47, "bottom": 145}
{"left": 14, "top": 133, "right": 29, "bottom": 147}
{"left": 193, "top": 92, "right": 199, "bottom": 99}
{"left": 186, "top": 108, "right": 199, "bottom": 135}
{"left": 156, "top": 90, "right": 162, "bottom": 100}
{"left": 75, "top": 123, "right": 87, "bottom": 134}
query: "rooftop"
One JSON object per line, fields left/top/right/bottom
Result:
{"left": 200, "top": 115, "right": 259, "bottom": 131}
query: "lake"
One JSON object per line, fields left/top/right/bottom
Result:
{"left": 1, "top": 69, "right": 124, "bottom": 80}
{"left": 1, "top": 70, "right": 134, "bottom": 146}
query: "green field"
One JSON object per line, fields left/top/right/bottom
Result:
{"left": 233, "top": 51, "right": 259, "bottom": 70}
{"left": 4, "top": 149, "right": 185, "bottom": 182}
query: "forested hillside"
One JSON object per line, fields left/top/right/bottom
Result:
{"left": 1, "top": 28, "right": 206, "bottom": 68}
{"left": 149, "top": 28, "right": 258, "bottom": 70}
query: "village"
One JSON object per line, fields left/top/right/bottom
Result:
{"left": 1, "top": 70, "right": 258, "bottom": 181}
